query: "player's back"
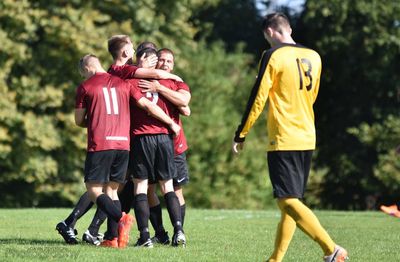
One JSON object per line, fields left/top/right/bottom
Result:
{"left": 265, "top": 44, "right": 321, "bottom": 151}
{"left": 76, "top": 72, "right": 131, "bottom": 151}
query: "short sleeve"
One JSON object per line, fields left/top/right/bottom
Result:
{"left": 75, "top": 84, "right": 87, "bottom": 108}
{"left": 124, "top": 65, "right": 138, "bottom": 79}
{"left": 128, "top": 81, "right": 144, "bottom": 102}
{"left": 176, "top": 81, "right": 190, "bottom": 93}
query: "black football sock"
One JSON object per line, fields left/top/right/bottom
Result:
{"left": 134, "top": 193, "right": 150, "bottom": 240}
{"left": 96, "top": 194, "right": 122, "bottom": 222}
{"left": 140, "top": 228, "right": 150, "bottom": 241}
{"left": 65, "top": 192, "right": 93, "bottom": 228}
{"left": 106, "top": 200, "right": 121, "bottom": 239}
{"left": 119, "top": 180, "right": 134, "bottom": 214}
{"left": 149, "top": 204, "right": 166, "bottom": 234}
{"left": 164, "top": 192, "right": 182, "bottom": 232}
{"left": 180, "top": 204, "right": 186, "bottom": 227}
{"left": 88, "top": 207, "right": 107, "bottom": 236}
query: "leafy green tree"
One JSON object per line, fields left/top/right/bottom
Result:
{"left": 0, "top": 0, "right": 275, "bottom": 208}
{"left": 298, "top": 0, "right": 400, "bottom": 209}
{"left": 191, "top": 0, "right": 266, "bottom": 57}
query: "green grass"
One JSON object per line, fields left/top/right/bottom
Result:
{"left": 0, "top": 208, "right": 399, "bottom": 261}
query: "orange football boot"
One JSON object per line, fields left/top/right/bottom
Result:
{"left": 118, "top": 212, "right": 135, "bottom": 248}
{"left": 100, "top": 238, "right": 118, "bottom": 248}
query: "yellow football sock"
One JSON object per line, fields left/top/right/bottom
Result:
{"left": 267, "top": 209, "right": 296, "bottom": 262}
{"left": 277, "top": 198, "right": 335, "bottom": 256}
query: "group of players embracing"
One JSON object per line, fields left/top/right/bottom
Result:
{"left": 56, "top": 35, "right": 191, "bottom": 249}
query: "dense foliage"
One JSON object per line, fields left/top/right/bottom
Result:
{"left": 298, "top": 0, "right": 400, "bottom": 209}
{"left": 0, "top": 0, "right": 270, "bottom": 208}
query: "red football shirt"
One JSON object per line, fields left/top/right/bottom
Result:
{"left": 75, "top": 72, "right": 132, "bottom": 152}
{"left": 128, "top": 78, "right": 180, "bottom": 136}
{"left": 172, "top": 81, "right": 191, "bottom": 155}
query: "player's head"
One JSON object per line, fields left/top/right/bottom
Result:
{"left": 107, "top": 34, "right": 134, "bottom": 60}
{"left": 136, "top": 47, "right": 158, "bottom": 69}
{"left": 157, "top": 48, "right": 174, "bottom": 73}
{"left": 136, "top": 41, "right": 157, "bottom": 54}
{"left": 262, "top": 12, "right": 292, "bottom": 46}
{"left": 78, "top": 54, "right": 101, "bottom": 79}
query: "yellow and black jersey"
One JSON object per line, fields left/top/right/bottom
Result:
{"left": 234, "top": 43, "right": 321, "bottom": 151}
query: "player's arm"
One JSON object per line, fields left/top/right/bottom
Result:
{"left": 179, "top": 105, "right": 191, "bottom": 116}
{"left": 232, "top": 51, "right": 273, "bottom": 153}
{"left": 74, "top": 108, "right": 87, "bottom": 127}
{"left": 134, "top": 68, "right": 183, "bottom": 82}
{"left": 138, "top": 80, "right": 190, "bottom": 107}
{"left": 313, "top": 64, "right": 322, "bottom": 103}
{"left": 136, "top": 97, "right": 181, "bottom": 136}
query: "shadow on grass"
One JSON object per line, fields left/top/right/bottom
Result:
{"left": 0, "top": 238, "right": 66, "bottom": 245}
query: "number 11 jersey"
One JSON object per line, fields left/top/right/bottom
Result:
{"left": 75, "top": 72, "right": 135, "bottom": 152}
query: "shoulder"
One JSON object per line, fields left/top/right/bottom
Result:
{"left": 124, "top": 64, "right": 138, "bottom": 73}
{"left": 176, "top": 81, "right": 190, "bottom": 92}
{"left": 159, "top": 79, "right": 174, "bottom": 87}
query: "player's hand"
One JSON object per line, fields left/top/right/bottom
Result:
{"left": 232, "top": 141, "right": 244, "bottom": 154}
{"left": 139, "top": 80, "right": 159, "bottom": 93}
{"left": 138, "top": 53, "right": 158, "bottom": 69}
{"left": 169, "top": 122, "right": 181, "bottom": 137}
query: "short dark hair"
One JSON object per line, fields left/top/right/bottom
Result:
{"left": 136, "top": 41, "right": 157, "bottom": 54}
{"left": 262, "top": 12, "right": 291, "bottom": 33}
{"left": 136, "top": 47, "right": 157, "bottom": 60}
{"left": 157, "top": 48, "right": 174, "bottom": 58}
{"left": 107, "top": 35, "right": 130, "bottom": 59}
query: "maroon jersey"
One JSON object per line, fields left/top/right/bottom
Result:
{"left": 176, "top": 81, "right": 190, "bottom": 92}
{"left": 172, "top": 81, "right": 191, "bottom": 155}
{"left": 108, "top": 64, "right": 138, "bottom": 80}
{"left": 128, "top": 78, "right": 180, "bottom": 135}
{"left": 174, "top": 119, "right": 187, "bottom": 155}
{"left": 75, "top": 72, "right": 132, "bottom": 152}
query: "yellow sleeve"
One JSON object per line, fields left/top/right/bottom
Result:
{"left": 313, "top": 59, "right": 322, "bottom": 103}
{"left": 234, "top": 51, "right": 275, "bottom": 142}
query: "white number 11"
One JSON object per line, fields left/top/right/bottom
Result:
{"left": 102, "top": 87, "right": 119, "bottom": 115}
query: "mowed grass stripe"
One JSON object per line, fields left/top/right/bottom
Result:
{"left": 0, "top": 209, "right": 399, "bottom": 261}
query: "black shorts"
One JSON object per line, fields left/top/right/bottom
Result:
{"left": 173, "top": 152, "right": 189, "bottom": 187}
{"left": 84, "top": 150, "right": 129, "bottom": 184}
{"left": 130, "top": 134, "right": 176, "bottom": 184}
{"left": 267, "top": 150, "right": 313, "bottom": 199}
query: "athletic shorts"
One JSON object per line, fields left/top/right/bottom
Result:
{"left": 267, "top": 150, "right": 313, "bottom": 198}
{"left": 173, "top": 152, "right": 190, "bottom": 187}
{"left": 130, "top": 134, "right": 176, "bottom": 184}
{"left": 84, "top": 150, "right": 129, "bottom": 184}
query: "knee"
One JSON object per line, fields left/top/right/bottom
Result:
{"left": 277, "top": 198, "right": 299, "bottom": 212}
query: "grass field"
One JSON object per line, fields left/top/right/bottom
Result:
{"left": 0, "top": 208, "right": 399, "bottom": 261}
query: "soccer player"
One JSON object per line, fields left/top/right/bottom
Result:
{"left": 138, "top": 48, "right": 191, "bottom": 245}
{"left": 56, "top": 54, "right": 180, "bottom": 247}
{"left": 117, "top": 47, "right": 186, "bottom": 248}
{"left": 116, "top": 41, "right": 160, "bottom": 215}
{"left": 231, "top": 13, "right": 348, "bottom": 262}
